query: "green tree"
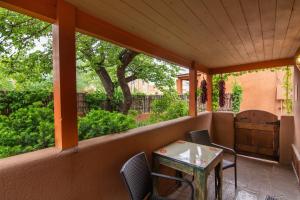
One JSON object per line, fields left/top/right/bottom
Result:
{"left": 0, "top": 8, "right": 53, "bottom": 91}
{"left": 0, "top": 8, "right": 179, "bottom": 114}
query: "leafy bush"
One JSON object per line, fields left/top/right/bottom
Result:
{"left": 0, "top": 103, "right": 54, "bottom": 158}
{"left": 78, "top": 109, "right": 136, "bottom": 140}
{"left": 0, "top": 90, "right": 51, "bottom": 115}
{"left": 150, "top": 92, "right": 188, "bottom": 123}
{"left": 85, "top": 90, "right": 107, "bottom": 110}
{"left": 85, "top": 90, "right": 147, "bottom": 112}
{"left": 85, "top": 89, "right": 124, "bottom": 111}
{"left": 232, "top": 82, "right": 243, "bottom": 113}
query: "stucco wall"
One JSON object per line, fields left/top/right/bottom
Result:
{"left": 279, "top": 115, "right": 295, "bottom": 165}
{"left": 0, "top": 112, "right": 212, "bottom": 200}
{"left": 294, "top": 67, "right": 300, "bottom": 152}
{"left": 226, "top": 70, "right": 284, "bottom": 116}
{"left": 211, "top": 112, "right": 235, "bottom": 149}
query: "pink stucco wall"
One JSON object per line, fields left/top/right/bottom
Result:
{"left": 226, "top": 70, "right": 286, "bottom": 116}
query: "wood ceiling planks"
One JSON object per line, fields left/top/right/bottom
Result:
{"left": 259, "top": 0, "right": 277, "bottom": 60}
{"left": 67, "top": 0, "right": 300, "bottom": 68}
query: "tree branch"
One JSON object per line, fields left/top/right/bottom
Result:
{"left": 125, "top": 74, "right": 137, "bottom": 83}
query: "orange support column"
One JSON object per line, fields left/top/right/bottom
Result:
{"left": 206, "top": 74, "right": 213, "bottom": 112}
{"left": 52, "top": 0, "right": 78, "bottom": 149}
{"left": 189, "top": 64, "right": 197, "bottom": 117}
{"left": 176, "top": 79, "right": 183, "bottom": 95}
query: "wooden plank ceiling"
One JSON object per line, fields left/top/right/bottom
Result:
{"left": 66, "top": 0, "right": 300, "bottom": 68}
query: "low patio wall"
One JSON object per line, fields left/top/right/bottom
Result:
{"left": 211, "top": 111, "right": 235, "bottom": 149}
{"left": 211, "top": 112, "right": 294, "bottom": 165}
{"left": 280, "top": 115, "right": 295, "bottom": 165}
{"left": 0, "top": 112, "right": 212, "bottom": 200}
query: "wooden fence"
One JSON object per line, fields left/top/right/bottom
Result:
{"left": 77, "top": 93, "right": 232, "bottom": 115}
{"left": 0, "top": 91, "right": 233, "bottom": 116}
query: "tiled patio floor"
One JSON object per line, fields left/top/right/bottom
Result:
{"left": 167, "top": 155, "right": 300, "bottom": 200}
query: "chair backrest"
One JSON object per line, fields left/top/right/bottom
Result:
{"left": 189, "top": 130, "right": 212, "bottom": 146}
{"left": 120, "top": 152, "right": 153, "bottom": 200}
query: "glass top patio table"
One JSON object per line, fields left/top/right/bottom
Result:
{"left": 153, "top": 140, "right": 223, "bottom": 169}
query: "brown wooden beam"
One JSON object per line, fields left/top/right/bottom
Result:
{"left": 189, "top": 63, "right": 197, "bottom": 117}
{"left": 176, "top": 79, "right": 183, "bottom": 95}
{"left": 53, "top": 0, "right": 78, "bottom": 149}
{"left": 194, "top": 63, "right": 209, "bottom": 74}
{"left": 209, "top": 58, "right": 295, "bottom": 74}
{"left": 0, "top": 0, "right": 211, "bottom": 72}
{"left": 206, "top": 74, "right": 213, "bottom": 112}
{"left": 76, "top": 11, "right": 196, "bottom": 69}
{"left": 0, "top": 0, "right": 56, "bottom": 23}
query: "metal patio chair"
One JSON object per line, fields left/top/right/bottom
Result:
{"left": 120, "top": 152, "right": 194, "bottom": 200}
{"left": 189, "top": 130, "right": 237, "bottom": 189}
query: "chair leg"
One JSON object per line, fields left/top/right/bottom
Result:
{"left": 175, "top": 170, "right": 183, "bottom": 187}
{"left": 234, "top": 165, "right": 237, "bottom": 189}
{"left": 215, "top": 171, "right": 218, "bottom": 199}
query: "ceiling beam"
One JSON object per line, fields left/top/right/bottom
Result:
{"left": 0, "top": 0, "right": 211, "bottom": 72}
{"left": 209, "top": 58, "right": 295, "bottom": 74}
{"left": 76, "top": 11, "right": 195, "bottom": 69}
{"left": 194, "top": 63, "right": 209, "bottom": 74}
{"left": 0, "top": 0, "right": 56, "bottom": 23}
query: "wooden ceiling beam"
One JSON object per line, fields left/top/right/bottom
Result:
{"left": 194, "top": 63, "right": 209, "bottom": 74}
{"left": 76, "top": 11, "right": 194, "bottom": 69}
{"left": 209, "top": 58, "right": 295, "bottom": 74}
{"left": 0, "top": 0, "right": 210, "bottom": 71}
{"left": 0, "top": 0, "right": 56, "bottom": 23}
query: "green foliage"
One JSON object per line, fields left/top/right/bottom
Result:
{"left": 85, "top": 89, "right": 124, "bottom": 111}
{"left": 231, "top": 81, "right": 243, "bottom": 113}
{"left": 0, "top": 8, "right": 53, "bottom": 90}
{"left": 0, "top": 103, "right": 54, "bottom": 158}
{"left": 78, "top": 109, "right": 136, "bottom": 140}
{"left": 150, "top": 92, "right": 188, "bottom": 122}
{"left": 283, "top": 66, "right": 293, "bottom": 114}
{"left": 0, "top": 90, "right": 51, "bottom": 115}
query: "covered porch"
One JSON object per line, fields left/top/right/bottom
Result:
{"left": 0, "top": 0, "right": 300, "bottom": 200}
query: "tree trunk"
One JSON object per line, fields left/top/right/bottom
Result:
{"left": 95, "top": 66, "right": 115, "bottom": 111}
{"left": 117, "top": 49, "right": 139, "bottom": 114}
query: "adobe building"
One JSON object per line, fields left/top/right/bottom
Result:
{"left": 177, "top": 69, "right": 291, "bottom": 116}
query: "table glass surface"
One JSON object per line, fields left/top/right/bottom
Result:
{"left": 154, "top": 140, "right": 223, "bottom": 169}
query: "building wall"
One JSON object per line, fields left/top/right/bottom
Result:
{"left": 293, "top": 67, "right": 300, "bottom": 180}
{"left": 294, "top": 67, "right": 300, "bottom": 151}
{"left": 226, "top": 70, "right": 285, "bottom": 116}
{"left": 129, "top": 79, "right": 162, "bottom": 95}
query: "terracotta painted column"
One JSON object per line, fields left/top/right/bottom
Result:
{"left": 206, "top": 74, "right": 213, "bottom": 112}
{"left": 189, "top": 64, "right": 197, "bottom": 117}
{"left": 52, "top": 0, "right": 78, "bottom": 149}
{"left": 176, "top": 79, "right": 183, "bottom": 95}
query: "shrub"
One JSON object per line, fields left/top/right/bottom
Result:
{"left": 85, "top": 89, "right": 124, "bottom": 111}
{"left": 232, "top": 82, "right": 243, "bottom": 113}
{"left": 0, "top": 90, "right": 51, "bottom": 115}
{"left": 78, "top": 109, "right": 136, "bottom": 140}
{"left": 0, "top": 103, "right": 54, "bottom": 158}
{"left": 164, "top": 100, "right": 188, "bottom": 120}
{"left": 151, "top": 92, "right": 178, "bottom": 114}
{"left": 150, "top": 92, "right": 188, "bottom": 123}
